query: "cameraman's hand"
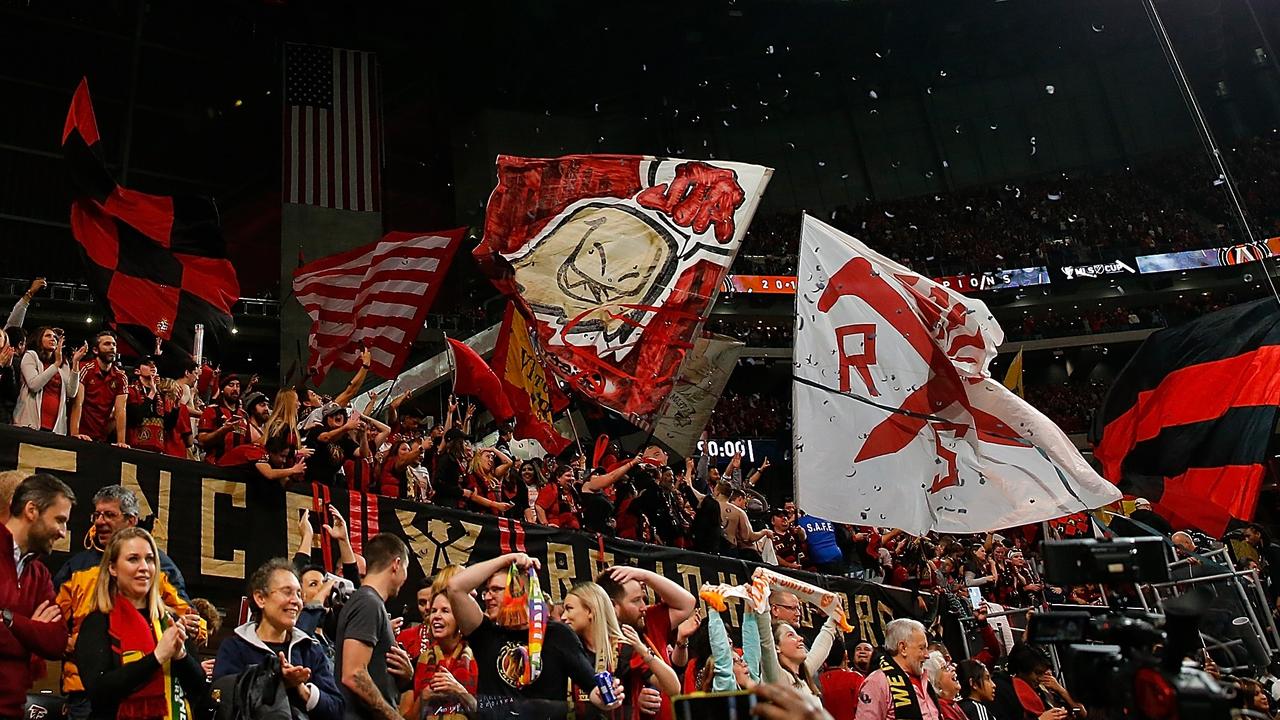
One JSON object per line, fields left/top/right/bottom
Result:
{"left": 1038, "top": 710, "right": 1068, "bottom": 720}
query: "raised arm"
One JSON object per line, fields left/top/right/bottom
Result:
{"left": 255, "top": 457, "right": 307, "bottom": 486}
{"left": 332, "top": 348, "right": 371, "bottom": 408}
{"left": 6, "top": 278, "right": 43, "bottom": 330}
{"left": 446, "top": 552, "right": 540, "bottom": 636}
{"left": 582, "top": 457, "right": 641, "bottom": 493}
{"left": 602, "top": 565, "right": 695, "bottom": 626}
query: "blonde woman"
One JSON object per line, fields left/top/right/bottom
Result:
{"left": 261, "top": 388, "right": 301, "bottom": 451}
{"left": 562, "top": 581, "right": 624, "bottom": 674}
{"left": 74, "top": 528, "right": 206, "bottom": 720}
{"left": 563, "top": 582, "right": 682, "bottom": 703}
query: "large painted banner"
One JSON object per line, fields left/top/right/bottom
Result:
{"left": 476, "top": 155, "right": 771, "bottom": 428}
{"left": 0, "top": 426, "right": 914, "bottom": 641}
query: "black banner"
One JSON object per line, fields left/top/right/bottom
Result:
{"left": 0, "top": 426, "right": 918, "bottom": 642}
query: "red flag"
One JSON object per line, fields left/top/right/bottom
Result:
{"left": 490, "top": 304, "right": 571, "bottom": 454}
{"left": 448, "top": 338, "right": 514, "bottom": 422}
{"left": 475, "top": 154, "right": 771, "bottom": 426}
{"left": 292, "top": 229, "right": 464, "bottom": 382}
{"left": 62, "top": 78, "right": 239, "bottom": 356}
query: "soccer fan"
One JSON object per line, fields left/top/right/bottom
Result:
{"left": 214, "top": 558, "right": 343, "bottom": 720}
{"left": 197, "top": 373, "right": 247, "bottom": 463}
{"left": 242, "top": 391, "right": 271, "bottom": 445}
{"left": 304, "top": 403, "right": 365, "bottom": 487}
{"left": 54, "top": 485, "right": 193, "bottom": 720}
{"left": 446, "top": 552, "right": 623, "bottom": 719}
{"left": 854, "top": 618, "right": 939, "bottom": 720}
{"left": 69, "top": 330, "right": 126, "bottom": 444}
{"left": 336, "top": 534, "right": 415, "bottom": 720}
{"left": 597, "top": 564, "right": 695, "bottom": 718}
{"left": 924, "top": 651, "right": 968, "bottom": 720}
{"left": 769, "top": 507, "right": 807, "bottom": 569}
{"left": 74, "top": 528, "right": 206, "bottom": 720}
{"left": 715, "top": 481, "right": 772, "bottom": 561}
{"left": 818, "top": 637, "right": 864, "bottom": 720}
{"left": 536, "top": 464, "right": 582, "bottom": 530}
{"left": 410, "top": 586, "right": 478, "bottom": 720}
{"left": 0, "top": 474, "right": 74, "bottom": 717}
{"left": 123, "top": 357, "right": 182, "bottom": 454}
{"left": 17, "top": 327, "right": 86, "bottom": 435}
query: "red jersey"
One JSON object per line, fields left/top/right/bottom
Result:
{"left": 38, "top": 370, "right": 61, "bottom": 431}
{"left": 165, "top": 404, "right": 192, "bottom": 459}
{"left": 216, "top": 443, "right": 269, "bottom": 468}
{"left": 536, "top": 483, "right": 580, "bottom": 529}
{"left": 343, "top": 456, "right": 377, "bottom": 494}
{"left": 77, "top": 363, "right": 127, "bottom": 441}
{"left": 622, "top": 603, "right": 676, "bottom": 720}
{"left": 377, "top": 457, "right": 406, "bottom": 499}
{"left": 198, "top": 403, "right": 246, "bottom": 462}
{"left": 819, "top": 669, "right": 864, "bottom": 720}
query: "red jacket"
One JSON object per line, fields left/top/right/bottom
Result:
{"left": 0, "top": 524, "right": 67, "bottom": 716}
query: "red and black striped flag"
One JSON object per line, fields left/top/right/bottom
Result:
{"left": 61, "top": 78, "right": 239, "bottom": 356}
{"left": 1092, "top": 298, "right": 1280, "bottom": 536}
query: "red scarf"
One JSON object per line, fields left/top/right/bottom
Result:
{"left": 108, "top": 598, "right": 185, "bottom": 720}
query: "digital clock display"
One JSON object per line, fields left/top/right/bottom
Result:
{"left": 696, "top": 438, "right": 781, "bottom": 464}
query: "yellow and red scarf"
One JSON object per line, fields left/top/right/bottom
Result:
{"left": 108, "top": 598, "right": 188, "bottom": 720}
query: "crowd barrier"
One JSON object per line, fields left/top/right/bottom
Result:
{"left": 0, "top": 426, "right": 919, "bottom": 641}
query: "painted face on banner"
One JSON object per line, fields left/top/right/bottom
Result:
{"left": 482, "top": 155, "right": 771, "bottom": 423}
{"left": 512, "top": 203, "right": 677, "bottom": 343}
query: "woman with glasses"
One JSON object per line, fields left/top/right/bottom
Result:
{"left": 924, "top": 651, "right": 968, "bottom": 720}
{"left": 213, "top": 558, "right": 343, "bottom": 720}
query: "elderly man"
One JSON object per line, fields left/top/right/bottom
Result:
{"left": 855, "top": 618, "right": 939, "bottom": 720}
{"left": 53, "top": 485, "right": 193, "bottom": 720}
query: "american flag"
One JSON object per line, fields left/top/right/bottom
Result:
{"left": 283, "top": 43, "right": 382, "bottom": 211}
{"left": 292, "top": 229, "right": 466, "bottom": 382}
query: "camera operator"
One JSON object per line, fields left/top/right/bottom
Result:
{"left": 293, "top": 508, "right": 361, "bottom": 652}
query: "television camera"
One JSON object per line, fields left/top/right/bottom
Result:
{"left": 1028, "top": 537, "right": 1235, "bottom": 720}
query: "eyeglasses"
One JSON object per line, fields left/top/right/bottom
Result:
{"left": 772, "top": 604, "right": 801, "bottom": 613}
{"left": 269, "top": 587, "right": 303, "bottom": 600}
{"left": 91, "top": 510, "right": 124, "bottom": 521}
{"left": 480, "top": 586, "right": 505, "bottom": 597}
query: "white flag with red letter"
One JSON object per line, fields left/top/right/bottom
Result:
{"left": 793, "top": 216, "right": 1119, "bottom": 535}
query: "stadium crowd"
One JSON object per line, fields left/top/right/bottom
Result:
{"left": 0, "top": 276, "right": 1279, "bottom": 719}
{"left": 736, "top": 136, "right": 1280, "bottom": 277}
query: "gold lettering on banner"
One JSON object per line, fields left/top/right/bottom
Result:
{"left": 587, "top": 547, "right": 615, "bottom": 575}
{"left": 285, "top": 493, "right": 314, "bottom": 550}
{"left": 394, "top": 510, "right": 480, "bottom": 577}
{"left": 17, "top": 443, "right": 77, "bottom": 553}
{"left": 200, "top": 478, "right": 246, "bottom": 579}
{"left": 876, "top": 599, "right": 896, "bottom": 635}
{"left": 675, "top": 563, "right": 703, "bottom": 604}
{"left": 16, "top": 442, "right": 77, "bottom": 476}
{"left": 546, "top": 542, "right": 576, "bottom": 603}
{"left": 119, "top": 464, "right": 172, "bottom": 552}
{"left": 854, "top": 594, "right": 877, "bottom": 642}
